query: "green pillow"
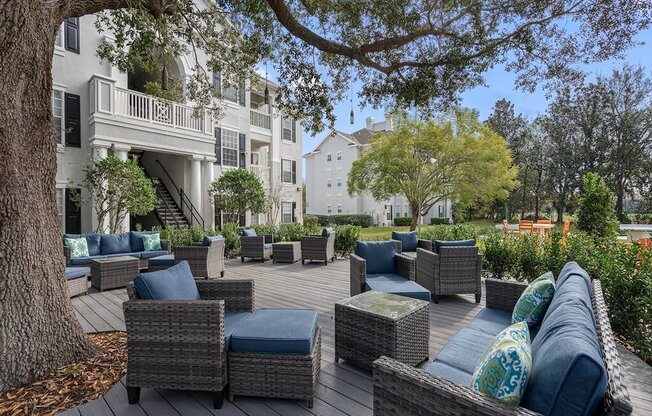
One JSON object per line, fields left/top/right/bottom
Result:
{"left": 470, "top": 321, "right": 532, "bottom": 405}
{"left": 511, "top": 272, "right": 555, "bottom": 326}
{"left": 141, "top": 233, "right": 162, "bottom": 251}
{"left": 64, "top": 237, "right": 90, "bottom": 258}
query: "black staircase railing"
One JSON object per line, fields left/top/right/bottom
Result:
{"left": 155, "top": 159, "right": 205, "bottom": 229}
{"left": 135, "top": 153, "right": 183, "bottom": 228}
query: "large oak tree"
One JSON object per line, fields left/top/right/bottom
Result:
{"left": 1, "top": 0, "right": 651, "bottom": 391}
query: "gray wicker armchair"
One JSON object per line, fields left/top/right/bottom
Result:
{"left": 174, "top": 238, "right": 225, "bottom": 278}
{"left": 123, "top": 278, "right": 255, "bottom": 409}
{"left": 350, "top": 241, "right": 415, "bottom": 296}
{"left": 240, "top": 234, "right": 273, "bottom": 262}
{"left": 392, "top": 238, "right": 432, "bottom": 255}
{"left": 372, "top": 278, "right": 633, "bottom": 416}
{"left": 301, "top": 232, "right": 336, "bottom": 265}
{"left": 416, "top": 246, "right": 482, "bottom": 303}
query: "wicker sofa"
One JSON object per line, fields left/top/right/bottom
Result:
{"left": 372, "top": 262, "right": 632, "bottom": 416}
{"left": 301, "top": 227, "right": 336, "bottom": 265}
{"left": 64, "top": 231, "right": 170, "bottom": 269}
{"left": 240, "top": 229, "right": 273, "bottom": 262}
{"left": 351, "top": 240, "right": 431, "bottom": 302}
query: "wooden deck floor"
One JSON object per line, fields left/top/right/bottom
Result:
{"left": 63, "top": 258, "right": 652, "bottom": 416}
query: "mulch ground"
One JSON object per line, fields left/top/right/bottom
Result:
{"left": 0, "top": 331, "right": 127, "bottom": 416}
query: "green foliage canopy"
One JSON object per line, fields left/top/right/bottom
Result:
{"left": 209, "top": 169, "right": 266, "bottom": 222}
{"left": 576, "top": 172, "right": 619, "bottom": 239}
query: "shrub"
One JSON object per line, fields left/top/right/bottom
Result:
{"left": 303, "top": 214, "right": 319, "bottom": 227}
{"left": 303, "top": 223, "right": 322, "bottom": 236}
{"left": 334, "top": 225, "right": 361, "bottom": 257}
{"left": 576, "top": 172, "right": 618, "bottom": 240}
{"left": 393, "top": 217, "right": 412, "bottom": 226}
{"left": 220, "top": 222, "right": 241, "bottom": 258}
{"left": 316, "top": 214, "right": 373, "bottom": 227}
{"left": 316, "top": 215, "right": 331, "bottom": 226}
{"left": 277, "top": 223, "right": 304, "bottom": 241}
{"left": 430, "top": 217, "right": 449, "bottom": 225}
{"left": 627, "top": 213, "right": 652, "bottom": 224}
{"left": 482, "top": 232, "right": 516, "bottom": 278}
{"left": 420, "top": 224, "right": 478, "bottom": 242}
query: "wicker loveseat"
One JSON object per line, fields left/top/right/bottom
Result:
{"left": 301, "top": 227, "right": 336, "bottom": 265}
{"left": 372, "top": 262, "right": 632, "bottom": 416}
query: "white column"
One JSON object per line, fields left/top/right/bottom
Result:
{"left": 190, "top": 156, "right": 202, "bottom": 225}
{"left": 203, "top": 158, "right": 216, "bottom": 229}
{"left": 112, "top": 145, "right": 131, "bottom": 231}
{"left": 92, "top": 144, "right": 110, "bottom": 233}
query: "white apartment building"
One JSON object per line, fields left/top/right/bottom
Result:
{"left": 304, "top": 115, "right": 452, "bottom": 226}
{"left": 52, "top": 8, "right": 302, "bottom": 234}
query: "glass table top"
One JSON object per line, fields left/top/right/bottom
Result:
{"left": 336, "top": 291, "right": 428, "bottom": 320}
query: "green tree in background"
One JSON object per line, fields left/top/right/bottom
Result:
{"left": 348, "top": 111, "right": 518, "bottom": 230}
{"left": 209, "top": 169, "right": 266, "bottom": 223}
{"left": 576, "top": 172, "right": 619, "bottom": 239}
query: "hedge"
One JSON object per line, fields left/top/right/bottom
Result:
{"left": 317, "top": 214, "right": 372, "bottom": 227}
{"left": 393, "top": 217, "right": 412, "bottom": 226}
{"left": 430, "top": 217, "right": 450, "bottom": 225}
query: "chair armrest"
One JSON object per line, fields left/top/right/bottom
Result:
{"left": 373, "top": 357, "right": 540, "bottom": 416}
{"left": 263, "top": 234, "right": 274, "bottom": 244}
{"left": 160, "top": 239, "right": 171, "bottom": 253}
{"left": 63, "top": 245, "right": 72, "bottom": 266}
{"left": 392, "top": 239, "right": 403, "bottom": 253}
{"left": 485, "top": 279, "right": 527, "bottom": 312}
{"left": 301, "top": 236, "right": 329, "bottom": 248}
{"left": 418, "top": 239, "right": 433, "bottom": 251}
{"left": 196, "top": 279, "right": 255, "bottom": 312}
{"left": 350, "top": 254, "right": 366, "bottom": 296}
{"left": 395, "top": 253, "right": 415, "bottom": 280}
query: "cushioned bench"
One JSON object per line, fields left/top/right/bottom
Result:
{"left": 147, "top": 254, "right": 175, "bottom": 271}
{"left": 64, "top": 231, "right": 169, "bottom": 267}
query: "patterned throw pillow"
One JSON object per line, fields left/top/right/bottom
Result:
{"left": 141, "top": 233, "right": 162, "bottom": 251}
{"left": 64, "top": 237, "right": 90, "bottom": 258}
{"left": 470, "top": 321, "right": 532, "bottom": 405}
{"left": 512, "top": 272, "right": 555, "bottom": 326}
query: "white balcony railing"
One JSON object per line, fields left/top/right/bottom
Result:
{"left": 250, "top": 109, "right": 271, "bottom": 130}
{"left": 250, "top": 164, "right": 270, "bottom": 184}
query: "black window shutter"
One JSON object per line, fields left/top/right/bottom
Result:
{"left": 65, "top": 18, "right": 80, "bottom": 53}
{"left": 65, "top": 188, "right": 81, "bottom": 234}
{"left": 65, "top": 93, "right": 81, "bottom": 147}
{"left": 291, "top": 160, "right": 297, "bottom": 184}
{"left": 213, "top": 71, "right": 221, "bottom": 95}
{"left": 239, "top": 80, "right": 246, "bottom": 106}
{"left": 214, "top": 128, "right": 222, "bottom": 165}
{"left": 292, "top": 202, "right": 296, "bottom": 223}
{"left": 281, "top": 159, "right": 285, "bottom": 182}
{"left": 291, "top": 119, "right": 296, "bottom": 142}
{"left": 239, "top": 133, "right": 246, "bottom": 168}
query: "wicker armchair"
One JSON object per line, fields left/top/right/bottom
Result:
{"left": 350, "top": 241, "right": 415, "bottom": 296}
{"left": 240, "top": 234, "right": 273, "bottom": 262}
{"left": 372, "top": 278, "right": 633, "bottom": 416}
{"left": 123, "top": 278, "right": 255, "bottom": 409}
{"left": 174, "top": 239, "right": 225, "bottom": 278}
{"left": 416, "top": 246, "right": 482, "bottom": 303}
{"left": 392, "top": 238, "right": 432, "bottom": 255}
{"left": 301, "top": 232, "right": 336, "bottom": 265}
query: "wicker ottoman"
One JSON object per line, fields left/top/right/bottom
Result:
{"left": 227, "top": 309, "right": 321, "bottom": 407}
{"left": 91, "top": 256, "right": 140, "bottom": 291}
{"left": 335, "top": 290, "right": 430, "bottom": 371}
{"left": 147, "top": 254, "right": 175, "bottom": 271}
{"left": 65, "top": 267, "right": 89, "bottom": 297}
{"left": 272, "top": 242, "right": 301, "bottom": 263}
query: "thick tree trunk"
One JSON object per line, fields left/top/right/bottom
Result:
{"left": 409, "top": 204, "right": 419, "bottom": 231}
{"left": 0, "top": 1, "right": 96, "bottom": 391}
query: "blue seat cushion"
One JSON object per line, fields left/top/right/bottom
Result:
{"left": 434, "top": 239, "right": 476, "bottom": 254}
{"left": 355, "top": 241, "right": 395, "bottom": 274}
{"left": 65, "top": 267, "right": 90, "bottom": 280}
{"left": 202, "top": 235, "right": 223, "bottom": 246}
{"left": 392, "top": 231, "right": 418, "bottom": 252}
{"left": 242, "top": 228, "right": 257, "bottom": 236}
{"left": 65, "top": 233, "right": 103, "bottom": 256}
{"left": 148, "top": 254, "right": 175, "bottom": 266}
{"left": 264, "top": 243, "right": 273, "bottom": 250}
{"left": 224, "top": 311, "right": 253, "bottom": 352}
{"left": 70, "top": 255, "right": 107, "bottom": 265}
{"left": 468, "top": 308, "right": 540, "bottom": 340}
{"left": 424, "top": 361, "right": 472, "bottom": 386}
{"left": 522, "top": 272, "right": 607, "bottom": 416}
{"left": 322, "top": 227, "right": 334, "bottom": 237}
{"left": 433, "top": 327, "right": 495, "bottom": 374}
{"left": 130, "top": 231, "right": 158, "bottom": 252}
{"left": 230, "top": 308, "right": 319, "bottom": 355}
{"left": 137, "top": 250, "right": 169, "bottom": 259}
{"left": 100, "top": 232, "right": 131, "bottom": 255}
{"left": 133, "top": 261, "right": 200, "bottom": 301}
{"left": 365, "top": 274, "right": 431, "bottom": 302}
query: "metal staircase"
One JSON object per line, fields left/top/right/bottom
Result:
{"left": 154, "top": 181, "right": 189, "bottom": 228}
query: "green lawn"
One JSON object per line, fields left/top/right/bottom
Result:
{"left": 358, "top": 220, "right": 499, "bottom": 241}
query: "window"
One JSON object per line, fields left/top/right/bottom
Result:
{"left": 52, "top": 90, "right": 63, "bottom": 144}
{"left": 327, "top": 204, "right": 332, "bottom": 214}
{"left": 54, "top": 24, "right": 64, "bottom": 49}
{"left": 326, "top": 153, "right": 332, "bottom": 162}
{"left": 223, "top": 84, "right": 238, "bottom": 103}
{"left": 282, "top": 201, "right": 294, "bottom": 223}
{"left": 337, "top": 152, "right": 342, "bottom": 161}
{"left": 250, "top": 152, "right": 260, "bottom": 166}
{"left": 222, "top": 129, "right": 239, "bottom": 167}
{"left": 65, "top": 17, "right": 80, "bottom": 53}
{"left": 56, "top": 188, "right": 64, "bottom": 231}
{"left": 337, "top": 178, "right": 342, "bottom": 187}
{"left": 327, "top": 179, "right": 332, "bottom": 188}
{"left": 337, "top": 204, "right": 342, "bottom": 213}
{"left": 336, "top": 151, "right": 342, "bottom": 168}
{"left": 282, "top": 118, "right": 292, "bottom": 142}
{"left": 281, "top": 158, "right": 296, "bottom": 184}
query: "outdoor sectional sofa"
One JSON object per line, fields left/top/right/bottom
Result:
{"left": 372, "top": 261, "right": 632, "bottom": 416}
{"left": 63, "top": 231, "right": 170, "bottom": 269}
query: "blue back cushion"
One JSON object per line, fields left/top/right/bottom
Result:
{"left": 202, "top": 235, "right": 223, "bottom": 246}
{"left": 322, "top": 227, "right": 334, "bottom": 237}
{"left": 434, "top": 239, "right": 476, "bottom": 254}
{"left": 130, "top": 231, "right": 158, "bottom": 252}
{"left": 556, "top": 261, "right": 591, "bottom": 293}
{"left": 355, "top": 241, "right": 395, "bottom": 274}
{"left": 243, "top": 228, "right": 257, "bottom": 237}
{"left": 100, "top": 232, "right": 132, "bottom": 255}
{"left": 522, "top": 272, "right": 607, "bottom": 416}
{"left": 133, "top": 261, "right": 200, "bottom": 300}
{"left": 392, "top": 231, "right": 418, "bottom": 252}
{"left": 65, "top": 233, "right": 102, "bottom": 256}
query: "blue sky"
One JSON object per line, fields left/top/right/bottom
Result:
{"left": 299, "top": 27, "right": 652, "bottom": 154}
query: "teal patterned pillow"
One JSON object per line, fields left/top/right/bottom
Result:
{"left": 470, "top": 321, "right": 532, "bottom": 405}
{"left": 141, "top": 233, "right": 161, "bottom": 251}
{"left": 511, "top": 272, "right": 555, "bottom": 326}
{"left": 64, "top": 237, "right": 89, "bottom": 258}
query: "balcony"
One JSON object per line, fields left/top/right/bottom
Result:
{"left": 250, "top": 109, "right": 271, "bottom": 130}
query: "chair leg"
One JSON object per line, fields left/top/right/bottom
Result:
{"left": 475, "top": 293, "right": 481, "bottom": 303}
{"left": 433, "top": 295, "right": 440, "bottom": 304}
{"left": 212, "top": 390, "right": 224, "bottom": 409}
{"left": 306, "top": 399, "right": 314, "bottom": 408}
{"left": 302, "top": 259, "right": 305, "bottom": 264}
{"left": 324, "top": 259, "right": 328, "bottom": 265}
{"left": 127, "top": 386, "right": 140, "bottom": 404}
{"left": 220, "top": 270, "right": 224, "bottom": 277}
{"left": 241, "top": 257, "right": 244, "bottom": 262}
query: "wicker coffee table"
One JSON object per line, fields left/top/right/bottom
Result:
{"left": 272, "top": 241, "right": 301, "bottom": 263}
{"left": 91, "top": 256, "right": 140, "bottom": 291}
{"left": 335, "top": 290, "right": 430, "bottom": 371}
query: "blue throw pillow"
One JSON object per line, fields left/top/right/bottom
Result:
{"left": 202, "top": 235, "right": 223, "bottom": 246}
{"left": 322, "top": 227, "right": 334, "bottom": 237}
{"left": 434, "top": 239, "right": 476, "bottom": 254}
{"left": 242, "top": 228, "right": 257, "bottom": 237}
{"left": 355, "top": 241, "right": 395, "bottom": 274}
{"left": 133, "top": 261, "right": 200, "bottom": 300}
{"left": 392, "top": 231, "right": 418, "bottom": 252}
